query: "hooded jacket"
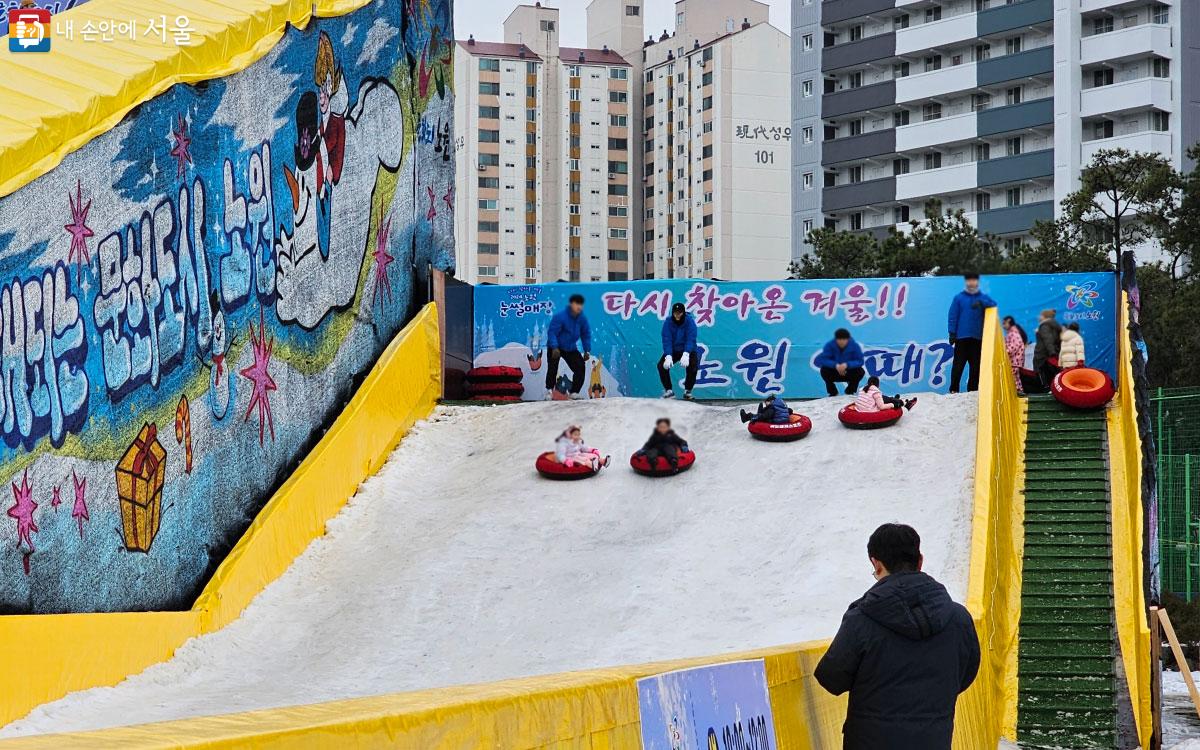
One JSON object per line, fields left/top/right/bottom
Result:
{"left": 814, "top": 338, "right": 865, "bottom": 370}
{"left": 947, "top": 289, "right": 997, "bottom": 341}
{"left": 1058, "top": 328, "right": 1085, "bottom": 368}
{"left": 814, "top": 571, "right": 980, "bottom": 750}
{"left": 661, "top": 314, "right": 699, "bottom": 355}
{"left": 1033, "top": 318, "right": 1063, "bottom": 369}
{"left": 547, "top": 309, "right": 591, "bottom": 353}
{"left": 641, "top": 428, "right": 688, "bottom": 453}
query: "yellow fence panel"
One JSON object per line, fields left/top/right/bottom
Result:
{"left": 1108, "top": 294, "right": 1152, "bottom": 748}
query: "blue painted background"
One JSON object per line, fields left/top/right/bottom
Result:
{"left": 637, "top": 660, "right": 778, "bottom": 750}
{"left": 473, "top": 274, "right": 1118, "bottom": 399}
{"left": 0, "top": 0, "right": 455, "bottom": 613}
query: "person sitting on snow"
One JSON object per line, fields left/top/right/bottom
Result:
{"left": 636, "top": 418, "right": 689, "bottom": 473}
{"left": 741, "top": 394, "right": 793, "bottom": 424}
{"left": 658, "top": 302, "right": 699, "bottom": 400}
{"left": 854, "top": 376, "right": 917, "bottom": 413}
{"left": 554, "top": 425, "right": 610, "bottom": 471}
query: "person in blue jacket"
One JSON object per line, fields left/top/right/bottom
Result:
{"left": 815, "top": 328, "right": 866, "bottom": 396}
{"left": 947, "top": 273, "right": 997, "bottom": 393}
{"left": 658, "top": 302, "right": 699, "bottom": 400}
{"left": 545, "top": 294, "right": 592, "bottom": 399}
{"left": 741, "top": 394, "right": 793, "bottom": 424}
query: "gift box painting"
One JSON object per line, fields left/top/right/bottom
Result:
{"left": 115, "top": 423, "right": 167, "bottom": 553}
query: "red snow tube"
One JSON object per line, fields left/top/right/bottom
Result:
{"left": 467, "top": 381, "right": 524, "bottom": 397}
{"left": 468, "top": 394, "right": 523, "bottom": 403}
{"left": 838, "top": 404, "right": 903, "bottom": 430}
{"left": 747, "top": 413, "right": 813, "bottom": 442}
{"left": 630, "top": 450, "right": 696, "bottom": 477}
{"left": 535, "top": 451, "right": 599, "bottom": 480}
{"left": 466, "top": 366, "right": 523, "bottom": 383}
{"left": 1051, "top": 367, "right": 1114, "bottom": 410}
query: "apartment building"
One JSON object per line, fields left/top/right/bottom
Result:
{"left": 793, "top": 0, "right": 1196, "bottom": 257}
{"left": 454, "top": 4, "right": 633, "bottom": 284}
{"left": 640, "top": 19, "right": 792, "bottom": 280}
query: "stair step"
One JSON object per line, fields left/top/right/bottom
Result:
{"left": 1023, "top": 530, "right": 1110, "bottom": 543}
{"left": 1020, "top": 640, "right": 1113, "bottom": 658}
{"left": 1022, "top": 581, "right": 1113, "bottom": 597}
{"left": 1021, "top": 594, "right": 1113, "bottom": 609}
{"left": 1018, "top": 725, "right": 1116, "bottom": 749}
{"left": 1020, "top": 624, "right": 1112, "bottom": 642}
{"left": 1023, "top": 546, "right": 1113, "bottom": 559}
{"left": 1023, "top": 568, "right": 1113, "bottom": 584}
{"left": 1024, "top": 462, "right": 1108, "bottom": 474}
{"left": 1023, "top": 500, "right": 1109, "bottom": 513}
{"left": 1019, "top": 692, "right": 1117, "bottom": 712}
{"left": 1024, "top": 481, "right": 1109, "bottom": 492}
{"left": 1024, "top": 520, "right": 1110, "bottom": 533}
{"left": 1020, "top": 658, "right": 1116, "bottom": 677}
{"left": 1024, "top": 492, "right": 1109, "bottom": 503}
{"left": 1021, "top": 674, "right": 1116, "bottom": 693}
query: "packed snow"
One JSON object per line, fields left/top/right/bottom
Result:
{"left": 1, "top": 395, "right": 978, "bottom": 737}
{"left": 1165, "top": 670, "right": 1200, "bottom": 748}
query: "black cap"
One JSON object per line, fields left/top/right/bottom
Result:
{"left": 672, "top": 302, "right": 685, "bottom": 314}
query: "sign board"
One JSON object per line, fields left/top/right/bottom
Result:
{"left": 637, "top": 659, "right": 778, "bottom": 750}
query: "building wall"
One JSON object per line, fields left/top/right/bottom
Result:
{"left": 0, "top": 0, "right": 455, "bottom": 614}
{"left": 792, "top": 0, "right": 823, "bottom": 257}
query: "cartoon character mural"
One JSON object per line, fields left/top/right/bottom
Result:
{"left": 0, "top": 0, "right": 454, "bottom": 614}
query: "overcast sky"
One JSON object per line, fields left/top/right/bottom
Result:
{"left": 453, "top": 0, "right": 792, "bottom": 48}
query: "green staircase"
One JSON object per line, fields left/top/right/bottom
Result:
{"left": 1017, "top": 395, "right": 1118, "bottom": 749}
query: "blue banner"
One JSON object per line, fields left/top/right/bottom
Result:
{"left": 637, "top": 660, "right": 778, "bottom": 750}
{"left": 472, "top": 273, "right": 1118, "bottom": 399}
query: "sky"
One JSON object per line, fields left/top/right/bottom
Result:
{"left": 452, "top": 0, "right": 792, "bottom": 48}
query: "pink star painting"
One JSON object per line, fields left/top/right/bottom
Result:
{"left": 170, "top": 114, "right": 193, "bottom": 177}
{"left": 372, "top": 213, "right": 395, "bottom": 309}
{"left": 240, "top": 308, "right": 278, "bottom": 445}
{"left": 426, "top": 185, "right": 437, "bottom": 221}
{"left": 64, "top": 180, "right": 94, "bottom": 284}
{"left": 442, "top": 184, "right": 454, "bottom": 215}
{"left": 51, "top": 485, "right": 61, "bottom": 512}
{"left": 70, "top": 470, "right": 88, "bottom": 539}
{"left": 7, "top": 470, "right": 37, "bottom": 574}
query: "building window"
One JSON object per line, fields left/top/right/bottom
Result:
{"left": 802, "top": 79, "right": 813, "bottom": 98}
{"left": 971, "top": 93, "right": 992, "bottom": 112}
{"left": 610, "top": 114, "right": 628, "bottom": 127}
{"left": 924, "top": 152, "right": 942, "bottom": 170}
{"left": 921, "top": 103, "right": 942, "bottom": 121}
{"left": 894, "top": 110, "right": 911, "bottom": 127}
{"left": 974, "top": 192, "right": 991, "bottom": 211}
{"left": 894, "top": 13, "right": 910, "bottom": 29}
{"left": 608, "top": 160, "right": 628, "bottom": 174}
{"left": 478, "top": 177, "right": 499, "bottom": 188}
{"left": 1152, "top": 58, "right": 1171, "bottom": 78}
{"left": 478, "top": 153, "right": 499, "bottom": 166}
{"left": 974, "top": 143, "right": 991, "bottom": 161}
{"left": 527, "top": 61, "right": 538, "bottom": 75}
{"left": 925, "top": 5, "right": 942, "bottom": 22}
{"left": 1093, "top": 16, "right": 1113, "bottom": 35}
{"left": 849, "top": 24, "right": 863, "bottom": 41}
{"left": 478, "top": 199, "right": 497, "bottom": 210}
{"left": 702, "top": 71, "right": 712, "bottom": 86}
{"left": 609, "top": 137, "right": 628, "bottom": 150}
{"left": 894, "top": 205, "right": 910, "bottom": 223}
{"left": 924, "top": 54, "right": 942, "bottom": 72}
{"left": 609, "top": 184, "right": 628, "bottom": 196}
{"left": 609, "top": 228, "right": 628, "bottom": 239}
{"left": 539, "top": 19, "right": 555, "bottom": 31}
{"left": 625, "top": 4, "right": 639, "bottom": 15}
{"left": 850, "top": 212, "right": 863, "bottom": 231}
{"left": 1092, "top": 68, "right": 1114, "bottom": 87}
{"left": 1006, "top": 136, "right": 1023, "bottom": 156}
{"left": 478, "top": 105, "right": 500, "bottom": 119}
{"left": 893, "top": 62, "right": 910, "bottom": 78}
{"left": 1153, "top": 4, "right": 1169, "bottom": 24}
{"left": 477, "top": 220, "right": 499, "bottom": 232}
{"left": 479, "top": 58, "right": 500, "bottom": 72}
{"left": 1005, "top": 36, "right": 1022, "bottom": 55}
{"left": 702, "top": 96, "right": 712, "bottom": 110}
{"left": 848, "top": 119, "right": 863, "bottom": 136}
{"left": 975, "top": 43, "right": 991, "bottom": 61}
{"left": 609, "top": 91, "right": 628, "bottom": 103}
{"left": 479, "top": 82, "right": 500, "bottom": 95}
{"left": 893, "top": 158, "right": 910, "bottom": 175}
{"left": 478, "top": 243, "right": 499, "bottom": 254}
{"left": 569, "top": 204, "right": 580, "bottom": 215}
{"left": 479, "top": 129, "right": 500, "bottom": 143}
{"left": 802, "top": 219, "right": 814, "bottom": 237}
{"left": 1152, "top": 111, "right": 1171, "bottom": 132}
{"left": 802, "top": 34, "right": 813, "bottom": 51}
{"left": 1093, "top": 120, "right": 1114, "bottom": 139}
{"left": 610, "top": 67, "right": 629, "bottom": 79}
{"left": 802, "top": 172, "right": 813, "bottom": 190}
{"left": 1005, "top": 86, "right": 1023, "bottom": 105}
{"left": 527, "top": 108, "right": 537, "bottom": 122}
{"left": 802, "top": 126, "right": 814, "bottom": 144}
{"left": 608, "top": 206, "right": 628, "bottom": 217}
{"left": 848, "top": 165, "right": 863, "bottom": 184}
{"left": 848, "top": 71, "right": 863, "bottom": 89}
{"left": 478, "top": 266, "right": 497, "bottom": 276}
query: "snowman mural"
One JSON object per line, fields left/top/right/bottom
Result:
{"left": 208, "top": 290, "right": 231, "bottom": 419}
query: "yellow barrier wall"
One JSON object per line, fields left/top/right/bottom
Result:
{"left": 956, "top": 308, "right": 1026, "bottom": 743}
{"left": 0, "top": 307, "right": 1025, "bottom": 749}
{"left": 1108, "top": 294, "right": 1152, "bottom": 748}
{"left": 0, "top": 305, "right": 442, "bottom": 730}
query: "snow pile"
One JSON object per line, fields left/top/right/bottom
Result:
{"left": 1, "top": 395, "right": 979, "bottom": 737}
{"left": 1165, "top": 671, "right": 1200, "bottom": 747}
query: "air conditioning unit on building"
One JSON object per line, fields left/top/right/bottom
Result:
{"left": 608, "top": 173, "right": 616, "bottom": 179}
{"left": 477, "top": 164, "right": 487, "bottom": 171}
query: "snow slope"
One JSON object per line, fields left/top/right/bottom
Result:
{"left": 1, "top": 395, "right": 979, "bottom": 737}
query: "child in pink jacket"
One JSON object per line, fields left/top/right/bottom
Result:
{"left": 554, "top": 425, "right": 610, "bottom": 470}
{"left": 854, "top": 377, "right": 917, "bottom": 413}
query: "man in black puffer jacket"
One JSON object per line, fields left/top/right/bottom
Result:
{"left": 815, "top": 523, "right": 980, "bottom": 750}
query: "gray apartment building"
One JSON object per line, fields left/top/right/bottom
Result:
{"left": 792, "top": 0, "right": 1197, "bottom": 258}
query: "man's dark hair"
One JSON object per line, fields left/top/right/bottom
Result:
{"left": 834, "top": 328, "right": 851, "bottom": 340}
{"left": 569, "top": 294, "right": 585, "bottom": 305}
{"left": 963, "top": 272, "right": 980, "bottom": 281}
{"left": 867, "top": 523, "right": 921, "bottom": 573}
{"left": 656, "top": 417, "right": 671, "bottom": 427}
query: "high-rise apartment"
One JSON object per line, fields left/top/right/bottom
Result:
{"left": 454, "top": 4, "right": 633, "bottom": 284}
{"left": 793, "top": 0, "right": 1195, "bottom": 258}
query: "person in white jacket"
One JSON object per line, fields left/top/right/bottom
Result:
{"left": 553, "top": 425, "right": 610, "bottom": 470}
{"left": 1058, "top": 323, "right": 1086, "bottom": 369}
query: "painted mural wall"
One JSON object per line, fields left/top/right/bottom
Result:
{"left": 0, "top": 0, "right": 455, "bottom": 613}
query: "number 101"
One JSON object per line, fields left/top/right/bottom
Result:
{"left": 754, "top": 150, "right": 775, "bottom": 164}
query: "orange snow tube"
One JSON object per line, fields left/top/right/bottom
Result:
{"left": 747, "top": 413, "right": 813, "bottom": 442}
{"left": 1051, "top": 367, "right": 1114, "bottom": 410}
